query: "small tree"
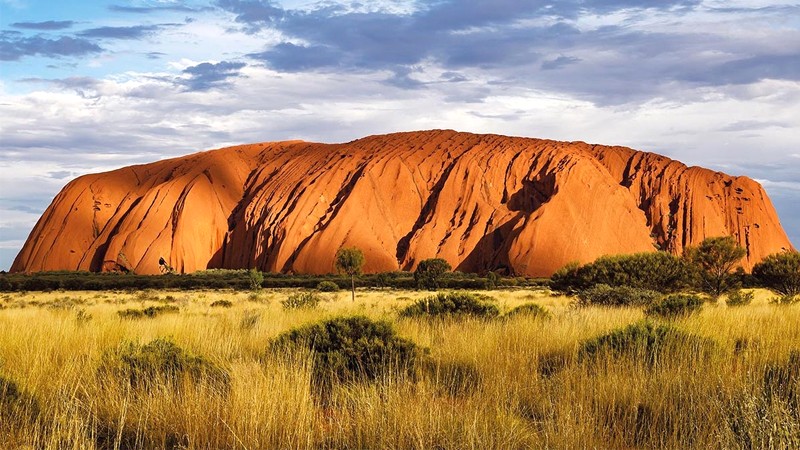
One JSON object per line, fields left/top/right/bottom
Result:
{"left": 753, "top": 251, "right": 800, "bottom": 297}
{"left": 247, "top": 268, "right": 264, "bottom": 291}
{"left": 685, "top": 236, "right": 746, "bottom": 297}
{"left": 335, "top": 247, "right": 365, "bottom": 302}
{"left": 414, "top": 258, "right": 452, "bottom": 290}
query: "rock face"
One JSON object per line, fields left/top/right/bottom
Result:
{"left": 12, "top": 130, "right": 795, "bottom": 276}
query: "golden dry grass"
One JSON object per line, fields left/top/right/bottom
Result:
{"left": 0, "top": 287, "right": 798, "bottom": 449}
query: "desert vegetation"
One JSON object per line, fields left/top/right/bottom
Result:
{"left": 1, "top": 285, "right": 800, "bottom": 448}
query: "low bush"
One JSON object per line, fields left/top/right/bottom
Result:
{"left": 753, "top": 251, "right": 800, "bottom": 296}
{"left": 210, "top": 299, "right": 233, "bottom": 308}
{"left": 579, "top": 321, "right": 716, "bottom": 367}
{"left": 316, "top": 281, "right": 340, "bottom": 292}
{"left": 270, "top": 316, "right": 423, "bottom": 388}
{"left": 725, "top": 290, "right": 754, "bottom": 307}
{"left": 505, "top": 303, "right": 551, "bottom": 320}
{"left": 772, "top": 294, "right": 799, "bottom": 305}
{"left": 281, "top": 292, "right": 321, "bottom": 309}
{"left": 551, "top": 252, "right": 692, "bottom": 294}
{"left": 118, "top": 305, "right": 180, "bottom": 319}
{"left": 577, "top": 284, "right": 662, "bottom": 307}
{"left": 98, "top": 338, "right": 229, "bottom": 392}
{"left": 644, "top": 294, "right": 704, "bottom": 319}
{"left": 399, "top": 292, "right": 499, "bottom": 319}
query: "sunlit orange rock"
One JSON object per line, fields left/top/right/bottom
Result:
{"left": 11, "top": 130, "right": 794, "bottom": 276}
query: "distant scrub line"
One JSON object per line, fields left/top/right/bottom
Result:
{"left": 0, "top": 270, "right": 545, "bottom": 292}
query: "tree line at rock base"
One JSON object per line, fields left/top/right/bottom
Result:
{"left": 2, "top": 237, "right": 798, "bottom": 300}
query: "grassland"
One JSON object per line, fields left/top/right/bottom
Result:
{"left": 1, "top": 287, "right": 799, "bottom": 449}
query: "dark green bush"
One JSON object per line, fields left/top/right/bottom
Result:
{"left": 577, "top": 284, "right": 662, "bottom": 307}
{"left": 117, "top": 305, "right": 179, "bottom": 319}
{"left": 644, "top": 294, "right": 704, "bottom": 319}
{"left": 551, "top": 252, "right": 692, "bottom": 294}
{"left": 281, "top": 292, "right": 321, "bottom": 309}
{"left": 579, "top": 321, "right": 716, "bottom": 367}
{"left": 270, "top": 316, "right": 423, "bottom": 387}
{"left": 505, "top": 303, "right": 551, "bottom": 320}
{"left": 98, "top": 338, "right": 229, "bottom": 392}
{"left": 210, "top": 299, "right": 233, "bottom": 308}
{"left": 725, "top": 290, "right": 754, "bottom": 307}
{"left": 399, "top": 292, "right": 499, "bottom": 319}
{"left": 316, "top": 281, "right": 340, "bottom": 292}
{"left": 414, "top": 258, "right": 452, "bottom": 290}
{"left": 754, "top": 252, "right": 800, "bottom": 296}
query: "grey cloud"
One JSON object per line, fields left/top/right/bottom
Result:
{"left": 46, "top": 170, "right": 74, "bottom": 180}
{"left": 214, "top": 0, "right": 800, "bottom": 107}
{"left": 181, "top": 61, "right": 247, "bottom": 91}
{"left": 541, "top": 55, "right": 581, "bottom": 70}
{"left": 78, "top": 25, "right": 164, "bottom": 40}
{"left": 0, "top": 35, "right": 102, "bottom": 61}
{"left": 11, "top": 20, "right": 75, "bottom": 30}
{"left": 108, "top": 4, "right": 210, "bottom": 14}
{"left": 249, "top": 43, "right": 343, "bottom": 71}
{"left": 719, "top": 120, "right": 791, "bottom": 132}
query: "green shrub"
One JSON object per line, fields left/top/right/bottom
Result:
{"left": 771, "top": 294, "right": 799, "bottom": 305}
{"left": 210, "top": 299, "right": 233, "bottom": 308}
{"left": 98, "top": 338, "right": 229, "bottom": 392}
{"left": 248, "top": 269, "right": 264, "bottom": 291}
{"left": 505, "top": 303, "right": 551, "bottom": 320}
{"left": 414, "top": 258, "right": 452, "bottom": 290}
{"left": 399, "top": 292, "right": 499, "bottom": 319}
{"left": 551, "top": 252, "right": 692, "bottom": 294}
{"left": 316, "top": 281, "right": 340, "bottom": 292}
{"left": 117, "top": 305, "right": 179, "bottom": 319}
{"left": 281, "top": 292, "right": 321, "bottom": 309}
{"left": 270, "top": 316, "right": 423, "bottom": 387}
{"left": 577, "top": 284, "right": 662, "bottom": 307}
{"left": 579, "top": 321, "right": 715, "bottom": 367}
{"left": 644, "top": 294, "right": 704, "bottom": 319}
{"left": 725, "top": 290, "right": 754, "bottom": 307}
{"left": 753, "top": 251, "right": 800, "bottom": 296}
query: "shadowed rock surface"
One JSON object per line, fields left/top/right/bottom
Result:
{"left": 12, "top": 130, "right": 794, "bottom": 276}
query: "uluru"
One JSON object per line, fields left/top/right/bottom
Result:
{"left": 11, "top": 130, "right": 795, "bottom": 276}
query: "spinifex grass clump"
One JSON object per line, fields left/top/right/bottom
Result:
{"left": 0, "top": 376, "right": 39, "bottom": 428}
{"left": 399, "top": 292, "right": 499, "bottom": 319}
{"left": 644, "top": 293, "right": 704, "bottom": 319}
{"left": 504, "top": 303, "right": 551, "bottom": 320}
{"left": 423, "top": 359, "right": 482, "bottom": 397}
{"left": 210, "top": 299, "right": 233, "bottom": 308}
{"left": 579, "top": 321, "right": 716, "bottom": 368}
{"left": 764, "top": 350, "right": 800, "bottom": 411}
{"left": 117, "top": 304, "right": 179, "bottom": 319}
{"left": 271, "top": 316, "right": 423, "bottom": 389}
{"left": 98, "top": 338, "right": 229, "bottom": 392}
{"left": 281, "top": 292, "right": 322, "bottom": 309}
{"left": 577, "top": 284, "right": 662, "bottom": 307}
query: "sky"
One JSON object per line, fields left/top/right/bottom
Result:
{"left": 0, "top": 0, "right": 798, "bottom": 271}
